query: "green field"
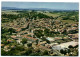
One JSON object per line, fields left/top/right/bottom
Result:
{"left": 2, "top": 10, "right": 19, "bottom": 15}
{"left": 43, "top": 12, "right": 60, "bottom": 17}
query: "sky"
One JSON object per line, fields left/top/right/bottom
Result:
{"left": 2, "top": 2, "right": 79, "bottom": 10}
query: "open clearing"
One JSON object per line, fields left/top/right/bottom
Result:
{"left": 43, "top": 12, "right": 60, "bottom": 17}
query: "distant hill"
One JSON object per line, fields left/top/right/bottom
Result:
{"left": 2, "top": 7, "right": 78, "bottom": 11}
{"left": 2, "top": 7, "right": 55, "bottom": 11}
{"left": 2, "top": 7, "right": 23, "bottom": 10}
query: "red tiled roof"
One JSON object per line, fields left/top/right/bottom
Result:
{"left": 11, "top": 35, "right": 16, "bottom": 38}
{"left": 22, "top": 35, "right": 37, "bottom": 41}
{"left": 16, "top": 28, "right": 21, "bottom": 32}
{"left": 55, "top": 37, "right": 60, "bottom": 40}
{"left": 7, "top": 39, "right": 13, "bottom": 42}
{"left": 1, "top": 44, "right": 4, "bottom": 46}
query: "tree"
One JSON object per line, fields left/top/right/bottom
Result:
{"left": 23, "top": 48, "right": 32, "bottom": 55}
{"left": 29, "top": 52, "right": 40, "bottom": 56}
{"left": 67, "top": 49, "right": 71, "bottom": 53}
{"left": 68, "top": 45, "right": 73, "bottom": 48}
{"left": 1, "top": 49, "right": 7, "bottom": 56}
{"left": 1, "top": 27, "right": 9, "bottom": 34}
{"left": 44, "top": 29, "right": 49, "bottom": 34}
{"left": 21, "top": 38, "right": 27, "bottom": 45}
{"left": 62, "top": 29, "right": 67, "bottom": 35}
{"left": 27, "top": 43, "right": 32, "bottom": 47}
{"left": 74, "top": 45, "right": 78, "bottom": 48}
{"left": 14, "top": 46, "right": 25, "bottom": 51}
{"left": 41, "top": 37, "right": 50, "bottom": 44}
{"left": 8, "top": 28, "right": 16, "bottom": 35}
{"left": 34, "top": 30, "right": 44, "bottom": 38}
{"left": 43, "top": 50, "right": 49, "bottom": 55}
{"left": 36, "top": 39, "right": 39, "bottom": 45}
{"left": 60, "top": 49, "right": 64, "bottom": 54}
{"left": 3, "top": 41, "right": 8, "bottom": 45}
{"left": 60, "top": 49, "right": 67, "bottom": 55}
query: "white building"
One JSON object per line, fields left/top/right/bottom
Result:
{"left": 52, "top": 41, "right": 78, "bottom": 51}
{"left": 46, "top": 37, "right": 55, "bottom": 42}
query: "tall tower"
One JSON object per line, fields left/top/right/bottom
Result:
{"left": 31, "top": 30, "right": 33, "bottom": 38}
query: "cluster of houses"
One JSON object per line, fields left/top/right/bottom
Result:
{"left": 1, "top": 17, "right": 78, "bottom": 55}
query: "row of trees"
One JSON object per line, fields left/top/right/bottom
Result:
{"left": 60, "top": 45, "right": 78, "bottom": 56}
{"left": 17, "top": 10, "right": 53, "bottom": 19}
{"left": 2, "top": 10, "right": 54, "bottom": 23}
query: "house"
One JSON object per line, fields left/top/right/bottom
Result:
{"left": 46, "top": 37, "right": 55, "bottom": 42}
{"left": 64, "top": 37, "right": 68, "bottom": 39}
{"left": 22, "top": 35, "right": 37, "bottom": 41}
{"left": 32, "top": 42, "right": 37, "bottom": 48}
{"left": 4, "top": 45, "right": 9, "bottom": 49}
{"left": 24, "top": 44, "right": 28, "bottom": 48}
{"left": 52, "top": 45, "right": 63, "bottom": 51}
{"left": 45, "top": 44, "right": 52, "bottom": 49}
{"left": 1, "top": 44, "right": 4, "bottom": 47}
{"left": 49, "top": 43, "right": 58, "bottom": 47}
{"left": 39, "top": 41, "right": 47, "bottom": 46}
{"left": 11, "top": 45, "right": 16, "bottom": 48}
{"left": 7, "top": 39, "right": 13, "bottom": 43}
{"left": 37, "top": 45, "right": 51, "bottom": 51}
{"left": 68, "top": 34, "right": 78, "bottom": 41}
{"left": 55, "top": 37, "right": 62, "bottom": 40}
{"left": 72, "top": 34, "right": 78, "bottom": 42}
{"left": 11, "top": 35, "right": 19, "bottom": 40}
{"left": 72, "top": 27, "right": 78, "bottom": 30}
{"left": 4, "top": 45, "right": 10, "bottom": 52}
{"left": 16, "top": 39, "right": 22, "bottom": 44}
{"left": 16, "top": 28, "right": 21, "bottom": 32}
{"left": 11, "top": 35, "right": 16, "bottom": 38}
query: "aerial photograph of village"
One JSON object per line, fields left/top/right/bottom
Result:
{"left": 1, "top": 2, "right": 79, "bottom": 56}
